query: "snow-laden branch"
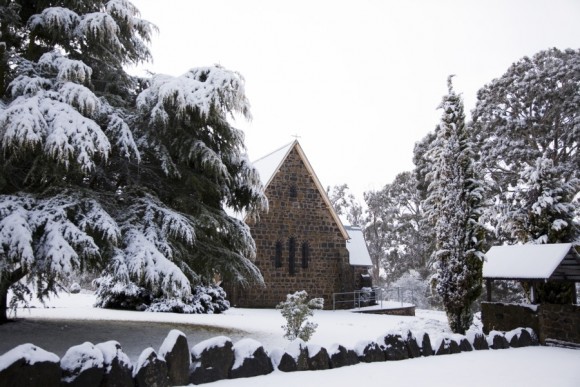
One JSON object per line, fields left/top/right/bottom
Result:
{"left": 137, "top": 66, "right": 251, "bottom": 127}
{"left": 0, "top": 93, "right": 111, "bottom": 172}
{"left": 29, "top": 7, "right": 80, "bottom": 39}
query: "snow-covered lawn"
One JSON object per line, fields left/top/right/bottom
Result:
{"left": 2, "top": 292, "right": 579, "bottom": 387}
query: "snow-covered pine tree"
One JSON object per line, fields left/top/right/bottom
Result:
{"left": 424, "top": 76, "right": 486, "bottom": 334}
{"left": 0, "top": 1, "right": 266, "bottom": 321}
{"left": 472, "top": 48, "right": 580, "bottom": 303}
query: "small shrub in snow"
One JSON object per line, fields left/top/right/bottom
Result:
{"left": 69, "top": 283, "right": 81, "bottom": 294}
{"left": 276, "top": 290, "right": 323, "bottom": 342}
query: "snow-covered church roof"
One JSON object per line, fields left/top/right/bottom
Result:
{"left": 252, "top": 141, "right": 295, "bottom": 187}
{"left": 345, "top": 226, "right": 373, "bottom": 267}
{"left": 482, "top": 243, "right": 580, "bottom": 281}
{"left": 253, "top": 140, "right": 349, "bottom": 241}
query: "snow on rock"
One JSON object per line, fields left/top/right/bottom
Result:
{"left": 486, "top": 330, "right": 503, "bottom": 346}
{"left": 159, "top": 329, "right": 186, "bottom": 359}
{"left": 284, "top": 338, "right": 307, "bottom": 360}
{"left": 504, "top": 328, "right": 524, "bottom": 344}
{"left": 95, "top": 341, "right": 131, "bottom": 372}
{"left": 0, "top": 343, "right": 59, "bottom": 372}
{"left": 268, "top": 347, "right": 285, "bottom": 368}
{"left": 353, "top": 339, "right": 374, "bottom": 357}
{"left": 60, "top": 342, "right": 104, "bottom": 382}
{"left": 327, "top": 343, "right": 342, "bottom": 355}
{"left": 133, "top": 347, "right": 162, "bottom": 377}
{"left": 306, "top": 343, "right": 323, "bottom": 358}
{"left": 191, "top": 336, "right": 232, "bottom": 359}
{"left": 232, "top": 338, "right": 264, "bottom": 370}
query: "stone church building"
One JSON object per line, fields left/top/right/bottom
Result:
{"left": 227, "top": 140, "right": 372, "bottom": 309}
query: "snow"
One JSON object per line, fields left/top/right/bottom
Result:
{"left": 251, "top": 141, "right": 294, "bottom": 187}
{"left": 1, "top": 292, "right": 579, "bottom": 386}
{"left": 0, "top": 344, "right": 59, "bottom": 372}
{"left": 209, "top": 347, "right": 580, "bottom": 387}
{"left": 345, "top": 225, "right": 373, "bottom": 266}
{"left": 483, "top": 243, "right": 573, "bottom": 279}
{"left": 134, "top": 347, "right": 156, "bottom": 376}
{"left": 232, "top": 338, "right": 263, "bottom": 370}
{"left": 60, "top": 342, "right": 104, "bottom": 382}
{"left": 191, "top": 336, "right": 232, "bottom": 359}
{"left": 95, "top": 341, "right": 131, "bottom": 372}
{"left": 158, "top": 329, "right": 186, "bottom": 359}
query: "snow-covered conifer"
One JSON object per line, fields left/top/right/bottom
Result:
{"left": 0, "top": 1, "right": 266, "bottom": 321}
{"left": 424, "top": 76, "right": 486, "bottom": 334}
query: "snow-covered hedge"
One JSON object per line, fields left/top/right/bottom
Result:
{"left": 94, "top": 279, "right": 230, "bottom": 314}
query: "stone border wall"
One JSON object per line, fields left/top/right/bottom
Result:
{"left": 356, "top": 306, "right": 416, "bottom": 316}
{"left": 482, "top": 302, "right": 580, "bottom": 345}
{"left": 0, "top": 326, "right": 538, "bottom": 387}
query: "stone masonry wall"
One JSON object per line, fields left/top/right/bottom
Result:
{"left": 229, "top": 147, "right": 350, "bottom": 309}
{"left": 539, "top": 304, "right": 580, "bottom": 345}
{"left": 481, "top": 302, "right": 540, "bottom": 335}
{"left": 482, "top": 302, "right": 580, "bottom": 345}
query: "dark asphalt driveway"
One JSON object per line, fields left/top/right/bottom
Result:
{"left": 0, "top": 318, "right": 249, "bottom": 361}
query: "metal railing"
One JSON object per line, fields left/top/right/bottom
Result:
{"left": 332, "top": 287, "right": 416, "bottom": 310}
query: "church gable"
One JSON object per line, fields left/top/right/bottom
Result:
{"left": 231, "top": 141, "right": 356, "bottom": 308}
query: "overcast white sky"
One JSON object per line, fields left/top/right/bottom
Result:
{"left": 130, "top": 0, "right": 579, "bottom": 200}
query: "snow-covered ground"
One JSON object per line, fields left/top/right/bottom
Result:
{"left": 1, "top": 292, "right": 579, "bottom": 387}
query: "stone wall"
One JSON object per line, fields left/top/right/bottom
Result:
{"left": 482, "top": 302, "right": 580, "bottom": 345}
{"left": 0, "top": 326, "right": 539, "bottom": 386}
{"left": 540, "top": 304, "right": 580, "bottom": 345}
{"left": 229, "top": 147, "right": 351, "bottom": 309}
{"left": 481, "top": 303, "right": 540, "bottom": 334}
{"left": 357, "top": 306, "right": 416, "bottom": 316}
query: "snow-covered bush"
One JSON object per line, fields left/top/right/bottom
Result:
{"left": 93, "top": 276, "right": 153, "bottom": 311}
{"left": 276, "top": 290, "right": 323, "bottom": 342}
{"left": 94, "top": 277, "right": 229, "bottom": 314}
{"left": 69, "top": 283, "right": 81, "bottom": 294}
{"left": 146, "top": 285, "right": 230, "bottom": 314}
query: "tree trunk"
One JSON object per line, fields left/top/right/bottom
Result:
{"left": 0, "top": 267, "right": 27, "bottom": 324}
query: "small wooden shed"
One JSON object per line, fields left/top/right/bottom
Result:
{"left": 482, "top": 243, "right": 580, "bottom": 303}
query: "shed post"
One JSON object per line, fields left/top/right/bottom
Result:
{"left": 530, "top": 282, "right": 537, "bottom": 304}
{"left": 486, "top": 278, "right": 492, "bottom": 302}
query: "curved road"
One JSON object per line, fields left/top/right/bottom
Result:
{"left": 0, "top": 318, "right": 249, "bottom": 361}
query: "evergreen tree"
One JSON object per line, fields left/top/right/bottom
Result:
{"left": 472, "top": 48, "right": 579, "bottom": 303}
{"left": 0, "top": 1, "right": 266, "bottom": 321}
{"left": 424, "top": 76, "right": 486, "bottom": 334}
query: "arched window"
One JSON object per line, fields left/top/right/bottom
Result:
{"left": 275, "top": 241, "right": 283, "bottom": 268}
{"left": 301, "top": 241, "right": 310, "bottom": 269}
{"left": 288, "top": 237, "right": 296, "bottom": 275}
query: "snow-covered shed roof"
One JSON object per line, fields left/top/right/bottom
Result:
{"left": 345, "top": 226, "right": 373, "bottom": 267}
{"left": 253, "top": 140, "right": 349, "bottom": 240}
{"left": 483, "top": 243, "right": 580, "bottom": 281}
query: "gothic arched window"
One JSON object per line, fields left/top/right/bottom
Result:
{"left": 301, "top": 241, "right": 310, "bottom": 269}
{"left": 274, "top": 241, "right": 283, "bottom": 268}
{"left": 288, "top": 237, "right": 296, "bottom": 275}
